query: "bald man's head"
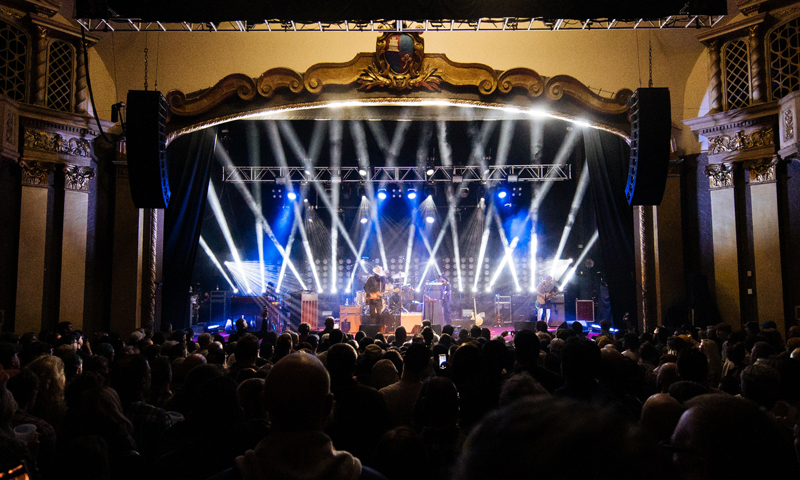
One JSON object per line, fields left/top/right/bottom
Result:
{"left": 264, "top": 353, "right": 333, "bottom": 432}
{"left": 640, "top": 393, "right": 685, "bottom": 442}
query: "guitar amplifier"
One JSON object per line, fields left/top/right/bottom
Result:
{"left": 339, "top": 305, "right": 362, "bottom": 334}
{"left": 576, "top": 300, "right": 595, "bottom": 323}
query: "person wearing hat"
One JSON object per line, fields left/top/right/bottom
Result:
{"left": 364, "top": 266, "right": 387, "bottom": 326}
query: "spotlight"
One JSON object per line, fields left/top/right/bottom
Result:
{"left": 459, "top": 187, "right": 469, "bottom": 198}
{"left": 233, "top": 288, "right": 239, "bottom": 294}
{"left": 377, "top": 189, "right": 387, "bottom": 200}
{"left": 360, "top": 216, "right": 368, "bottom": 224}
{"left": 287, "top": 191, "right": 297, "bottom": 200}
{"left": 358, "top": 168, "right": 367, "bottom": 177}
{"left": 426, "top": 156, "right": 435, "bottom": 176}
{"left": 425, "top": 215, "right": 435, "bottom": 224}
{"left": 407, "top": 187, "right": 417, "bottom": 200}
{"left": 497, "top": 190, "right": 508, "bottom": 199}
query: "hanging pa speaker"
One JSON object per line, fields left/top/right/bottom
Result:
{"left": 126, "top": 90, "right": 170, "bottom": 209}
{"left": 625, "top": 88, "right": 671, "bottom": 206}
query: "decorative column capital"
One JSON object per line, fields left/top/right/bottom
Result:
{"left": 19, "top": 159, "right": 54, "bottom": 187}
{"left": 704, "top": 162, "right": 735, "bottom": 190}
{"left": 64, "top": 164, "right": 95, "bottom": 192}
{"left": 743, "top": 156, "right": 778, "bottom": 184}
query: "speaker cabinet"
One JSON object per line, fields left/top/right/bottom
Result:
{"left": 126, "top": 90, "right": 170, "bottom": 208}
{"left": 626, "top": 88, "right": 671, "bottom": 206}
{"left": 514, "top": 322, "right": 537, "bottom": 333}
{"left": 359, "top": 324, "right": 384, "bottom": 338}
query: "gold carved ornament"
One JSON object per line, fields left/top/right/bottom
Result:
{"left": 19, "top": 160, "right": 54, "bottom": 186}
{"left": 707, "top": 126, "right": 774, "bottom": 155}
{"left": 704, "top": 163, "right": 734, "bottom": 189}
{"left": 23, "top": 128, "right": 92, "bottom": 157}
{"left": 743, "top": 157, "right": 777, "bottom": 183}
{"left": 357, "top": 33, "right": 441, "bottom": 91}
{"left": 63, "top": 164, "right": 95, "bottom": 191}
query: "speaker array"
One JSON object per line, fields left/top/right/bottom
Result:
{"left": 126, "top": 90, "right": 170, "bottom": 209}
{"left": 626, "top": 88, "right": 671, "bottom": 206}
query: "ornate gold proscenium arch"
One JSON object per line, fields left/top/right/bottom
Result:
{"left": 165, "top": 33, "right": 633, "bottom": 142}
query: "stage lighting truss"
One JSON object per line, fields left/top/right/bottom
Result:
{"left": 76, "top": 16, "right": 724, "bottom": 33}
{"left": 223, "top": 164, "right": 571, "bottom": 184}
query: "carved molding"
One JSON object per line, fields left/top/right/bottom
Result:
{"left": 707, "top": 126, "right": 774, "bottom": 154}
{"left": 498, "top": 68, "right": 544, "bottom": 96}
{"left": 5, "top": 111, "right": 14, "bottom": 144}
{"left": 705, "top": 162, "right": 735, "bottom": 189}
{"left": 19, "top": 160, "right": 54, "bottom": 187}
{"left": 63, "top": 164, "right": 94, "bottom": 192}
{"left": 744, "top": 156, "right": 777, "bottom": 183}
{"left": 167, "top": 73, "right": 256, "bottom": 118}
{"left": 165, "top": 33, "right": 631, "bottom": 122}
{"left": 23, "top": 128, "right": 92, "bottom": 157}
{"left": 784, "top": 109, "right": 794, "bottom": 141}
{"left": 544, "top": 75, "right": 632, "bottom": 115}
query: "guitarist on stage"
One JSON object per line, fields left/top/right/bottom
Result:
{"left": 364, "top": 266, "right": 387, "bottom": 325}
{"left": 536, "top": 275, "right": 557, "bottom": 323}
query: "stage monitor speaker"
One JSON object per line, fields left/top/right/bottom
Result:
{"left": 359, "top": 324, "right": 384, "bottom": 338}
{"left": 514, "top": 322, "right": 537, "bottom": 332}
{"left": 625, "top": 88, "right": 671, "bottom": 206}
{"left": 126, "top": 90, "right": 170, "bottom": 208}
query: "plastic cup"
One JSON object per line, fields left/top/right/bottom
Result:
{"left": 167, "top": 411, "right": 184, "bottom": 425}
{"left": 14, "top": 424, "right": 36, "bottom": 443}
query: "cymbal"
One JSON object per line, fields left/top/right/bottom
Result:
{"left": 391, "top": 272, "right": 408, "bottom": 279}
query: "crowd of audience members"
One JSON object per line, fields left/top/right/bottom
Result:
{"left": 1, "top": 316, "right": 800, "bottom": 479}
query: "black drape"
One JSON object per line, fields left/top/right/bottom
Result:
{"left": 583, "top": 128, "right": 636, "bottom": 328}
{"left": 162, "top": 127, "right": 217, "bottom": 330}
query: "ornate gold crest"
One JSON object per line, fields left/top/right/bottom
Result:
{"left": 358, "top": 33, "right": 441, "bottom": 91}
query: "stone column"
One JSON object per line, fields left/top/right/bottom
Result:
{"left": 744, "top": 157, "right": 784, "bottom": 330}
{"left": 15, "top": 160, "right": 54, "bottom": 335}
{"left": 707, "top": 40, "right": 723, "bottom": 113}
{"left": 34, "top": 27, "right": 48, "bottom": 107}
{"left": 634, "top": 206, "right": 658, "bottom": 333}
{"left": 109, "top": 160, "right": 144, "bottom": 335}
{"left": 705, "top": 163, "right": 741, "bottom": 327}
{"left": 59, "top": 165, "right": 94, "bottom": 330}
{"left": 653, "top": 163, "right": 685, "bottom": 326}
{"left": 749, "top": 26, "right": 765, "bottom": 104}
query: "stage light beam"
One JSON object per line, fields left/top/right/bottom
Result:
{"left": 207, "top": 181, "right": 252, "bottom": 294}
{"left": 199, "top": 236, "right": 237, "bottom": 291}
{"left": 551, "top": 162, "right": 590, "bottom": 276}
{"left": 559, "top": 230, "right": 599, "bottom": 288}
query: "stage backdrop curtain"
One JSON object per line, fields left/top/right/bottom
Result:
{"left": 583, "top": 128, "right": 636, "bottom": 328}
{"left": 162, "top": 127, "right": 217, "bottom": 330}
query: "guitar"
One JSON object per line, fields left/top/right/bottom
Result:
{"left": 536, "top": 291, "right": 555, "bottom": 308}
{"left": 470, "top": 296, "right": 485, "bottom": 326}
{"left": 366, "top": 287, "right": 400, "bottom": 302}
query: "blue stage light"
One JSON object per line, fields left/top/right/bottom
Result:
{"left": 377, "top": 189, "right": 387, "bottom": 200}
{"left": 497, "top": 190, "right": 507, "bottom": 199}
{"left": 287, "top": 191, "right": 297, "bottom": 200}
